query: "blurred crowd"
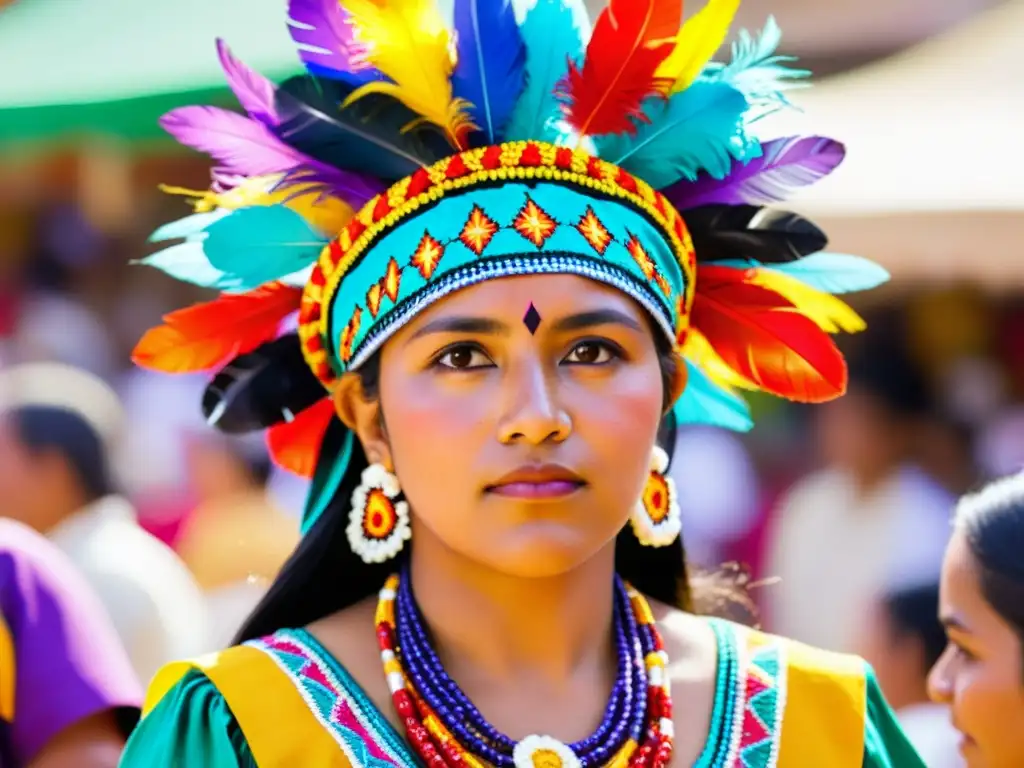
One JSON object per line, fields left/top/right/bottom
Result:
{"left": 2, "top": 194, "right": 1024, "bottom": 766}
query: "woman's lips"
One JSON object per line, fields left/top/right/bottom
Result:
{"left": 487, "top": 480, "right": 584, "bottom": 499}
{"left": 485, "top": 464, "right": 586, "bottom": 499}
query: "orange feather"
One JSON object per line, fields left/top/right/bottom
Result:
{"left": 691, "top": 265, "right": 847, "bottom": 403}
{"left": 561, "top": 0, "right": 682, "bottom": 137}
{"left": 267, "top": 398, "right": 335, "bottom": 478}
{"left": 132, "top": 282, "right": 302, "bottom": 374}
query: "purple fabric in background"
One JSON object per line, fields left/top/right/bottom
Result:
{"left": 0, "top": 519, "right": 142, "bottom": 766}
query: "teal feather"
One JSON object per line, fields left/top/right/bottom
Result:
{"left": 139, "top": 241, "right": 247, "bottom": 292}
{"left": 504, "top": 0, "right": 590, "bottom": 143}
{"left": 597, "top": 81, "right": 758, "bottom": 189}
{"left": 704, "top": 17, "right": 810, "bottom": 121}
{"left": 202, "top": 205, "right": 327, "bottom": 289}
{"left": 674, "top": 361, "right": 753, "bottom": 432}
{"left": 764, "top": 253, "right": 890, "bottom": 294}
{"left": 149, "top": 211, "right": 230, "bottom": 243}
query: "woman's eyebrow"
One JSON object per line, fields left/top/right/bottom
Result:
{"left": 407, "top": 316, "right": 508, "bottom": 342}
{"left": 551, "top": 309, "right": 644, "bottom": 333}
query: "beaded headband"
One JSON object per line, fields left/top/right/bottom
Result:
{"left": 133, "top": 0, "right": 889, "bottom": 529}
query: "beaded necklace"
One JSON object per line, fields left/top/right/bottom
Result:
{"left": 374, "top": 570, "right": 674, "bottom": 768}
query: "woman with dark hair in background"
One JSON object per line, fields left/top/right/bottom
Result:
{"left": 930, "top": 471, "right": 1024, "bottom": 767}
{"left": 119, "top": 0, "right": 922, "bottom": 764}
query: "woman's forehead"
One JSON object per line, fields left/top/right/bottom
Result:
{"left": 406, "top": 273, "right": 646, "bottom": 325}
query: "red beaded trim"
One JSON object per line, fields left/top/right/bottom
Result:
{"left": 297, "top": 141, "right": 697, "bottom": 388}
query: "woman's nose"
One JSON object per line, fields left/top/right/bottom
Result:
{"left": 496, "top": 359, "right": 571, "bottom": 446}
{"left": 927, "top": 647, "right": 954, "bottom": 704}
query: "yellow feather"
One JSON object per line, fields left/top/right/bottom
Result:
{"left": 159, "top": 175, "right": 353, "bottom": 236}
{"left": 748, "top": 268, "right": 866, "bottom": 334}
{"left": 682, "top": 328, "right": 756, "bottom": 391}
{"left": 655, "top": 0, "right": 742, "bottom": 94}
{"left": 340, "top": 0, "right": 475, "bottom": 147}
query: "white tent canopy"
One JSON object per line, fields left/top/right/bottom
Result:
{"left": 752, "top": 1, "right": 1024, "bottom": 285}
{"left": 756, "top": 0, "right": 1024, "bottom": 216}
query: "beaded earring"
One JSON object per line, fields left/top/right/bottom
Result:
{"left": 630, "top": 446, "right": 682, "bottom": 547}
{"left": 346, "top": 463, "right": 412, "bottom": 564}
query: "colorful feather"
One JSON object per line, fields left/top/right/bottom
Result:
{"left": 139, "top": 242, "right": 246, "bottom": 291}
{"left": 685, "top": 204, "right": 826, "bottom": 263}
{"left": 664, "top": 136, "right": 845, "bottom": 209}
{"left": 287, "top": 0, "right": 378, "bottom": 83}
{"left": 150, "top": 211, "right": 232, "bottom": 243}
{"left": 655, "top": 0, "right": 741, "bottom": 95}
{"left": 747, "top": 267, "right": 865, "bottom": 333}
{"left": 339, "top": 0, "right": 475, "bottom": 148}
{"left": 132, "top": 283, "right": 301, "bottom": 374}
{"left": 504, "top": 0, "right": 590, "bottom": 143}
{"left": 691, "top": 264, "right": 847, "bottom": 402}
{"left": 202, "top": 334, "right": 326, "bottom": 433}
{"left": 160, "top": 107, "right": 308, "bottom": 178}
{"left": 451, "top": 0, "right": 528, "bottom": 144}
{"left": 202, "top": 205, "right": 329, "bottom": 288}
{"left": 673, "top": 359, "right": 753, "bottom": 431}
{"left": 268, "top": 397, "right": 336, "bottom": 477}
{"left": 765, "top": 253, "right": 890, "bottom": 295}
{"left": 681, "top": 326, "right": 754, "bottom": 390}
{"left": 597, "top": 81, "right": 755, "bottom": 189}
{"left": 559, "top": 0, "right": 681, "bottom": 138}
{"left": 275, "top": 76, "right": 454, "bottom": 181}
{"left": 216, "top": 39, "right": 279, "bottom": 126}
{"left": 704, "top": 16, "right": 808, "bottom": 119}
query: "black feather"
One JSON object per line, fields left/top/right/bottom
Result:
{"left": 202, "top": 334, "right": 326, "bottom": 434}
{"left": 684, "top": 204, "right": 828, "bottom": 264}
{"left": 273, "top": 76, "right": 454, "bottom": 182}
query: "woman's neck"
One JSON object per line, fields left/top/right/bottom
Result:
{"left": 408, "top": 533, "right": 618, "bottom": 685}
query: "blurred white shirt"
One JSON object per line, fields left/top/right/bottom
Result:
{"left": 765, "top": 465, "right": 953, "bottom": 653}
{"left": 899, "top": 703, "right": 965, "bottom": 768}
{"left": 48, "top": 495, "right": 210, "bottom": 684}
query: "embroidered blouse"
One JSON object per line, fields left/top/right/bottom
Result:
{"left": 119, "top": 618, "right": 924, "bottom": 767}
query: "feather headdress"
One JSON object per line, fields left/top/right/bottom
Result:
{"left": 137, "top": 0, "right": 887, "bottom": 523}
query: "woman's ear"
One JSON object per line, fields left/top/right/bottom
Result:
{"left": 665, "top": 352, "right": 689, "bottom": 413}
{"left": 332, "top": 374, "right": 392, "bottom": 469}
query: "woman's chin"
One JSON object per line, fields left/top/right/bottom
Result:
{"left": 478, "top": 523, "right": 608, "bottom": 578}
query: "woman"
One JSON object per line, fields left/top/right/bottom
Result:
{"left": 929, "top": 472, "right": 1024, "bottom": 767}
{"left": 0, "top": 519, "right": 141, "bottom": 767}
{"left": 121, "top": 0, "right": 919, "bottom": 764}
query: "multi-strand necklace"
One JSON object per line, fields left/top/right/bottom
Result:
{"left": 374, "top": 569, "right": 674, "bottom": 768}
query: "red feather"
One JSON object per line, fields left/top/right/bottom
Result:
{"left": 132, "top": 282, "right": 301, "bottom": 373}
{"left": 267, "top": 398, "right": 335, "bottom": 478}
{"left": 561, "top": 0, "right": 681, "bottom": 137}
{"left": 691, "top": 265, "right": 847, "bottom": 403}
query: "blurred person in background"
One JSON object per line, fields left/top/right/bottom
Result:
{"left": 858, "top": 583, "right": 963, "bottom": 767}
{"left": 930, "top": 472, "right": 1024, "bottom": 768}
{"left": 1, "top": 518, "right": 141, "bottom": 767}
{"left": 765, "top": 343, "right": 954, "bottom": 652}
{"left": 174, "top": 434, "right": 299, "bottom": 648}
{"left": 0, "top": 363, "right": 209, "bottom": 683}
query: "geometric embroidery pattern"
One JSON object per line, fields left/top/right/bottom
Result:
{"left": 726, "top": 637, "right": 787, "bottom": 768}
{"left": 297, "top": 140, "right": 697, "bottom": 386}
{"left": 249, "top": 631, "right": 408, "bottom": 768}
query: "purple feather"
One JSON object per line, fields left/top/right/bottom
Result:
{"left": 216, "top": 39, "right": 279, "bottom": 126}
{"left": 161, "top": 107, "right": 309, "bottom": 177}
{"left": 287, "top": 0, "right": 377, "bottom": 83}
{"left": 663, "top": 136, "right": 846, "bottom": 209}
{"left": 279, "top": 163, "right": 385, "bottom": 210}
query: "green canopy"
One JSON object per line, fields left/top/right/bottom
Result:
{"left": 0, "top": 0, "right": 303, "bottom": 144}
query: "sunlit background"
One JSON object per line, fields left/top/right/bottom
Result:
{"left": 0, "top": 1, "right": 1021, "bottom": 760}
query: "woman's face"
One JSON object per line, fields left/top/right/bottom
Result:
{"left": 929, "top": 529, "right": 1024, "bottom": 767}
{"left": 341, "top": 274, "right": 678, "bottom": 578}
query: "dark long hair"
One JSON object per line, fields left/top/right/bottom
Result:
{"left": 955, "top": 472, "right": 1024, "bottom": 646}
{"left": 237, "top": 334, "right": 745, "bottom": 643}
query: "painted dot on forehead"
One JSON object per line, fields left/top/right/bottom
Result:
{"left": 522, "top": 303, "right": 541, "bottom": 335}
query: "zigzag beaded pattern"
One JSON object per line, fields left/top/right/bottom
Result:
{"left": 297, "top": 141, "right": 698, "bottom": 387}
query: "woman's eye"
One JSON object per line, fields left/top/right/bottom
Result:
{"left": 564, "top": 341, "right": 616, "bottom": 365}
{"left": 436, "top": 345, "right": 492, "bottom": 370}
